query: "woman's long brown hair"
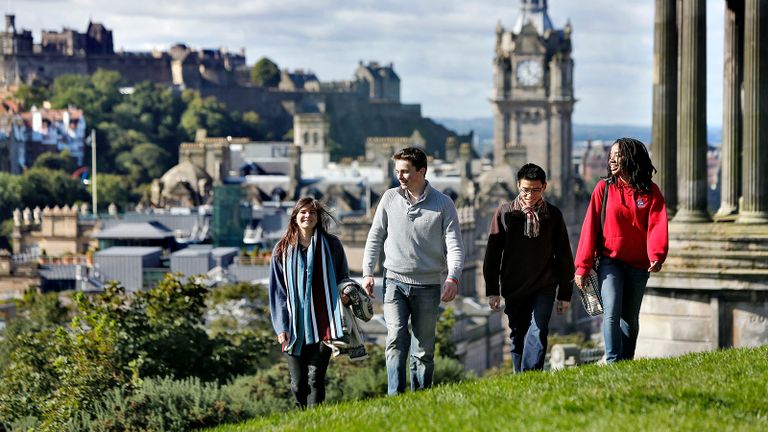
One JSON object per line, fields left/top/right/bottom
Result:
{"left": 273, "top": 197, "right": 338, "bottom": 257}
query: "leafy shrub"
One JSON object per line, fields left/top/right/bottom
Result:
{"left": 65, "top": 376, "right": 240, "bottom": 432}
{"left": 325, "top": 344, "right": 388, "bottom": 402}
{"left": 433, "top": 356, "right": 475, "bottom": 385}
{"left": 222, "top": 363, "right": 293, "bottom": 417}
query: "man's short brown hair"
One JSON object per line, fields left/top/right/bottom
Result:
{"left": 392, "top": 147, "right": 428, "bottom": 172}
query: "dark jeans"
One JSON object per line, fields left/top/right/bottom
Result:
{"left": 285, "top": 342, "right": 332, "bottom": 408}
{"left": 504, "top": 290, "right": 556, "bottom": 372}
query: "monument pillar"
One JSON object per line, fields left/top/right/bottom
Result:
{"left": 737, "top": 0, "right": 768, "bottom": 223}
{"left": 673, "top": 0, "right": 710, "bottom": 223}
{"left": 651, "top": 0, "right": 678, "bottom": 214}
{"left": 717, "top": 0, "right": 745, "bottom": 219}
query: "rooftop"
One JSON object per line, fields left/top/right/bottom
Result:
{"left": 94, "top": 221, "right": 174, "bottom": 240}
{"left": 95, "top": 246, "right": 163, "bottom": 257}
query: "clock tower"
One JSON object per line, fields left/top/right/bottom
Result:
{"left": 491, "top": 0, "right": 574, "bottom": 199}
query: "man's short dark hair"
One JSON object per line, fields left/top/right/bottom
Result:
{"left": 517, "top": 163, "right": 547, "bottom": 183}
{"left": 392, "top": 147, "right": 428, "bottom": 172}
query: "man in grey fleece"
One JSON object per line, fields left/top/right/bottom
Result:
{"left": 362, "top": 147, "right": 464, "bottom": 395}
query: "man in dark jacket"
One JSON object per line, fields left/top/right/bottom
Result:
{"left": 483, "top": 163, "right": 575, "bottom": 372}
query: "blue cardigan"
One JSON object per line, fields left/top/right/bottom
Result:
{"left": 268, "top": 233, "right": 350, "bottom": 337}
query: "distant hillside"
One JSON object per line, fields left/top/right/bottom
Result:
{"left": 435, "top": 117, "right": 723, "bottom": 156}
{"left": 207, "top": 346, "right": 768, "bottom": 431}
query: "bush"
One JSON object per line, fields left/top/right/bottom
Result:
{"left": 222, "top": 363, "right": 293, "bottom": 418}
{"left": 325, "top": 344, "right": 388, "bottom": 402}
{"left": 433, "top": 356, "right": 475, "bottom": 385}
{"left": 65, "top": 376, "right": 241, "bottom": 431}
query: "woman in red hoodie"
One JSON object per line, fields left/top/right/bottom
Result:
{"left": 574, "top": 137, "right": 668, "bottom": 363}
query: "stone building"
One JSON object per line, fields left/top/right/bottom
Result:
{"left": 354, "top": 61, "right": 400, "bottom": 103}
{"left": 491, "top": 0, "right": 574, "bottom": 199}
{"left": 0, "top": 15, "right": 240, "bottom": 88}
{"left": 0, "top": 100, "right": 22, "bottom": 174}
{"left": 0, "top": 14, "right": 460, "bottom": 160}
{"left": 278, "top": 69, "right": 320, "bottom": 92}
{"left": 639, "top": 0, "right": 768, "bottom": 357}
{"left": 11, "top": 204, "right": 97, "bottom": 256}
{"left": 293, "top": 112, "right": 330, "bottom": 175}
{"left": 0, "top": 102, "right": 87, "bottom": 170}
{"left": 17, "top": 105, "right": 87, "bottom": 165}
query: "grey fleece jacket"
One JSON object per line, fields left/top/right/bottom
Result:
{"left": 362, "top": 181, "right": 464, "bottom": 285}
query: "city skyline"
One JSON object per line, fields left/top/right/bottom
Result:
{"left": 10, "top": 0, "right": 726, "bottom": 126}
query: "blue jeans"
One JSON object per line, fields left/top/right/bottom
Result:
{"left": 504, "top": 290, "right": 555, "bottom": 372}
{"left": 598, "top": 257, "right": 650, "bottom": 363}
{"left": 382, "top": 278, "right": 441, "bottom": 395}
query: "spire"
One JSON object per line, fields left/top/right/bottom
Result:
{"left": 512, "top": 0, "right": 554, "bottom": 35}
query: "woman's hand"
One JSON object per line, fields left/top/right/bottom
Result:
{"left": 648, "top": 261, "right": 662, "bottom": 272}
{"left": 574, "top": 274, "right": 587, "bottom": 290}
{"left": 277, "top": 332, "right": 290, "bottom": 345}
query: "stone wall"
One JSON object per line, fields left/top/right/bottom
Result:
{"left": 637, "top": 222, "right": 768, "bottom": 357}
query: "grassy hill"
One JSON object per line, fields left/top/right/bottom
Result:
{"left": 206, "top": 346, "right": 768, "bottom": 431}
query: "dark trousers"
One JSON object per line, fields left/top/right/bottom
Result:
{"left": 504, "top": 290, "right": 555, "bottom": 372}
{"left": 285, "top": 342, "right": 332, "bottom": 408}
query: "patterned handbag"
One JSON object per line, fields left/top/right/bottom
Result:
{"left": 576, "top": 269, "right": 604, "bottom": 316}
{"left": 576, "top": 178, "right": 611, "bottom": 317}
{"left": 337, "top": 278, "right": 373, "bottom": 322}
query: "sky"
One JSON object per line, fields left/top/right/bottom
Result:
{"left": 7, "top": 0, "right": 726, "bottom": 126}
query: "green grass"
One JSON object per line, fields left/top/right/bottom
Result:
{"left": 205, "top": 346, "right": 768, "bottom": 431}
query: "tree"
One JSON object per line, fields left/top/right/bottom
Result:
{"left": 434, "top": 307, "right": 458, "bottom": 360}
{"left": 50, "top": 70, "right": 121, "bottom": 129}
{"left": 250, "top": 57, "right": 280, "bottom": 87}
{"left": 32, "top": 149, "right": 78, "bottom": 173}
{"left": 180, "top": 90, "right": 233, "bottom": 139}
{"left": 114, "top": 143, "right": 171, "bottom": 186}
{"left": 18, "top": 167, "right": 89, "bottom": 210}
{"left": 91, "top": 173, "right": 133, "bottom": 211}
{"left": 0, "top": 290, "right": 70, "bottom": 370}
{"left": 0, "top": 172, "right": 21, "bottom": 221}
{"left": 232, "top": 110, "right": 267, "bottom": 140}
{"left": 111, "top": 81, "right": 185, "bottom": 152}
{"left": 13, "top": 83, "right": 50, "bottom": 108}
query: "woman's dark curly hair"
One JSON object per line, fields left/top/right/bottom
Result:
{"left": 607, "top": 137, "right": 657, "bottom": 194}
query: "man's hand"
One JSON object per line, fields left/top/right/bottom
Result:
{"left": 556, "top": 300, "right": 570, "bottom": 315}
{"left": 574, "top": 274, "right": 586, "bottom": 290}
{"left": 488, "top": 295, "right": 502, "bottom": 311}
{"left": 441, "top": 278, "right": 458, "bottom": 302}
{"left": 648, "top": 261, "right": 662, "bottom": 272}
{"left": 363, "top": 276, "right": 375, "bottom": 298}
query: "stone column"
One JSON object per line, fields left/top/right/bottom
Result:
{"left": 717, "top": 0, "right": 744, "bottom": 219}
{"left": 652, "top": 0, "right": 678, "bottom": 214}
{"left": 674, "top": 0, "right": 710, "bottom": 223}
{"left": 651, "top": 0, "right": 677, "bottom": 213}
{"left": 738, "top": 0, "right": 768, "bottom": 223}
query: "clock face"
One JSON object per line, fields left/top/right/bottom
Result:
{"left": 516, "top": 60, "right": 543, "bottom": 87}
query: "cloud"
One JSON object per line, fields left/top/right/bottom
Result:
{"left": 7, "top": 0, "right": 725, "bottom": 125}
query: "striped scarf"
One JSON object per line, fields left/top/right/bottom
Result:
{"left": 282, "top": 230, "right": 344, "bottom": 355}
{"left": 512, "top": 194, "right": 547, "bottom": 238}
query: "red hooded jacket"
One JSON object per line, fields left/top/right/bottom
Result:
{"left": 574, "top": 179, "right": 669, "bottom": 276}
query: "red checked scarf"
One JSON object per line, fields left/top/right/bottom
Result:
{"left": 512, "top": 194, "right": 547, "bottom": 238}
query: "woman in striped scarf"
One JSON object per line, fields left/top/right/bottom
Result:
{"left": 269, "top": 197, "right": 350, "bottom": 408}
